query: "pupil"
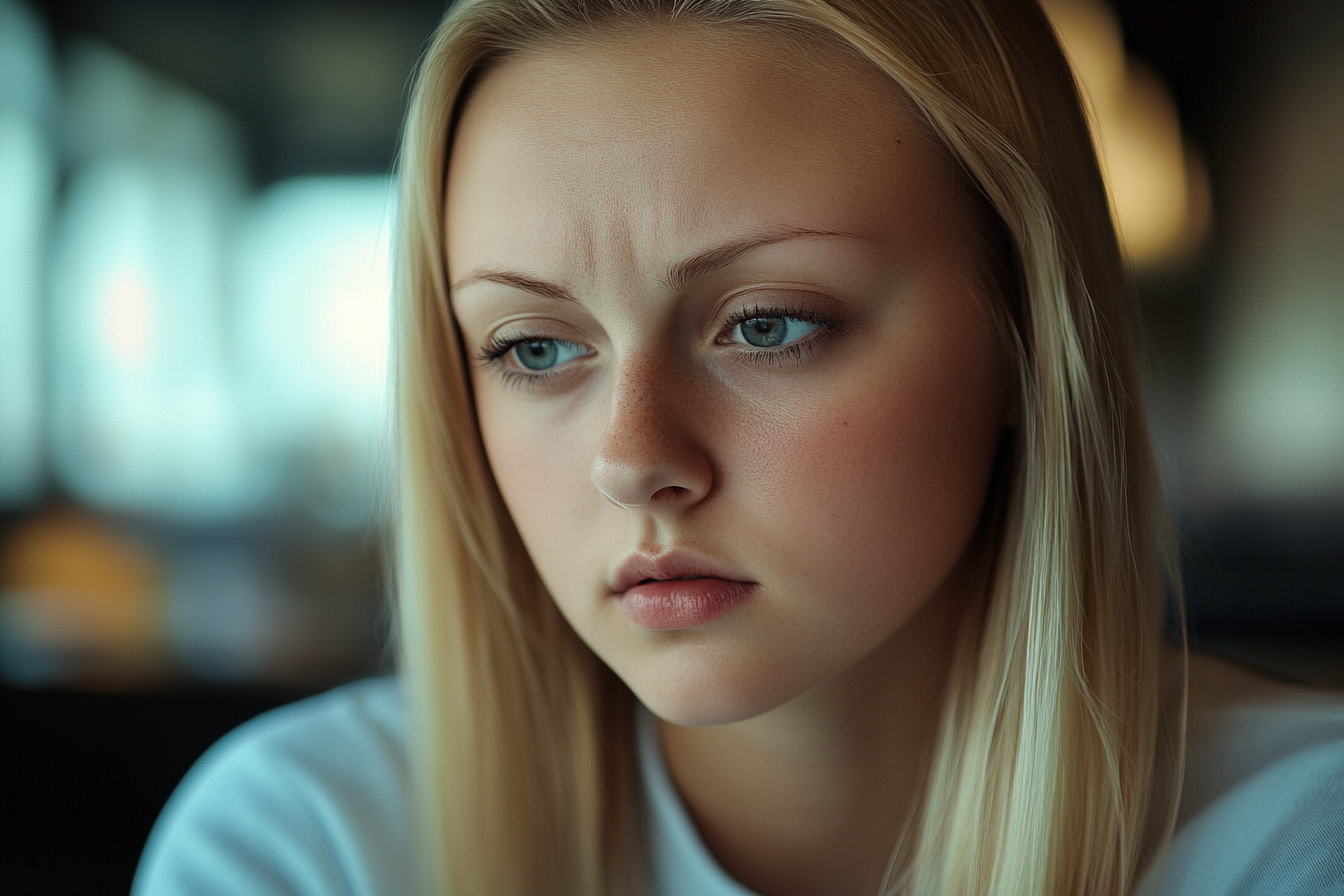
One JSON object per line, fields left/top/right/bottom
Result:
{"left": 516, "top": 340, "right": 558, "bottom": 370}
{"left": 743, "top": 318, "right": 786, "bottom": 348}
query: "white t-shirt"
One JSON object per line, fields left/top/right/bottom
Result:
{"left": 133, "top": 656, "right": 1344, "bottom": 896}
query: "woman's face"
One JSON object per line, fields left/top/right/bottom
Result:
{"left": 447, "top": 26, "right": 1012, "bottom": 726}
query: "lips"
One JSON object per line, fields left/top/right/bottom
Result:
{"left": 609, "top": 550, "right": 756, "bottom": 630}
{"left": 609, "top": 550, "right": 751, "bottom": 595}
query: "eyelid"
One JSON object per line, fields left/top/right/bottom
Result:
{"left": 716, "top": 301, "right": 844, "bottom": 371}
{"left": 476, "top": 315, "right": 591, "bottom": 360}
{"left": 719, "top": 285, "right": 836, "bottom": 323}
{"left": 475, "top": 329, "right": 595, "bottom": 392}
{"left": 718, "top": 300, "right": 838, "bottom": 341}
{"left": 474, "top": 297, "right": 842, "bottom": 390}
{"left": 479, "top": 334, "right": 593, "bottom": 363}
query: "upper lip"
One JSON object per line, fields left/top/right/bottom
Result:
{"left": 609, "top": 549, "right": 751, "bottom": 594}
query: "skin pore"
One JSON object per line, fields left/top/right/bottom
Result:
{"left": 446, "top": 24, "right": 1012, "bottom": 896}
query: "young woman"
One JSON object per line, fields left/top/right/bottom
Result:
{"left": 134, "top": 1, "right": 1344, "bottom": 894}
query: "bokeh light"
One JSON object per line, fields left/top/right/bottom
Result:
{"left": 0, "top": 0, "right": 56, "bottom": 507}
{"left": 1044, "top": 0, "right": 1211, "bottom": 269}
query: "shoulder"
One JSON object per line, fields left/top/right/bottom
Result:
{"left": 133, "top": 677, "right": 419, "bottom": 896}
{"left": 1139, "top": 653, "right": 1344, "bottom": 896}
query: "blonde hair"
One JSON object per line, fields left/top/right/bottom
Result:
{"left": 391, "top": 0, "right": 1183, "bottom": 894}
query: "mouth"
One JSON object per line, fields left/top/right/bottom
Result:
{"left": 609, "top": 551, "right": 756, "bottom": 630}
{"left": 609, "top": 550, "right": 752, "bottom": 595}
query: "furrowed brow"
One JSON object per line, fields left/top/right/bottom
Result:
{"left": 452, "top": 228, "right": 865, "bottom": 301}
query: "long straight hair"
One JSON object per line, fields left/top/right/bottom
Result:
{"left": 391, "top": 0, "right": 1183, "bottom": 893}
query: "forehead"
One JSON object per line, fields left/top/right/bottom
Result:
{"left": 461, "top": 23, "right": 915, "bottom": 137}
{"left": 445, "top": 22, "right": 964, "bottom": 283}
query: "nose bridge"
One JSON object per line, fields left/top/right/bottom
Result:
{"left": 591, "top": 349, "right": 710, "bottom": 508}
{"left": 607, "top": 350, "right": 677, "bottom": 444}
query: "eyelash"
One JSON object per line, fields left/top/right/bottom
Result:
{"left": 721, "top": 303, "right": 841, "bottom": 367}
{"left": 476, "top": 302, "right": 841, "bottom": 389}
{"left": 475, "top": 334, "right": 573, "bottom": 392}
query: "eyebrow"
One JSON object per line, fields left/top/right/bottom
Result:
{"left": 449, "top": 227, "right": 866, "bottom": 302}
{"left": 450, "top": 270, "right": 578, "bottom": 303}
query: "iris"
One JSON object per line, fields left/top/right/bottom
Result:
{"left": 738, "top": 317, "right": 818, "bottom": 348}
{"left": 513, "top": 338, "right": 587, "bottom": 371}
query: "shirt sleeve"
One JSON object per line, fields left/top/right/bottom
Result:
{"left": 131, "top": 678, "right": 419, "bottom": 896}
{"left": 1140, "top": 736, "right": 1344, "bottom": 896}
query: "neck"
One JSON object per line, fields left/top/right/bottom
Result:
{"left": 658, "top": 579, "right": 971, "bottom": 896}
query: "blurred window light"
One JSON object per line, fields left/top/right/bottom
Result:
{"left": 0, "top": 115, "right": 54, "bottom": 507}
{"left": 0, "top": 0, "right": 54, "bottom": 120}
{"left": 50, "top": 160, "right": 262, "bottom": 520}
{"left": 1043, "top": 0, "right": 1211, "bottom": 270}
{"left": 0, "top": 0, "right": 55, "bottom": 508}
{"left": 233, "top": 176, "right": 395, "bottom": 528}
{"left": 60, "top": 37, "right": 244, "bottom": 171}
{"left": 1196, "top": 50, "right": 1344, "bottom": 507}
{"left": 102, "top": 266, "right": 156, "bottom": 367}
{"left": 47, "top": 39, "right": 395, "bottom": 527}
{"left": 48, "top": 41, "right": 261, "bottom": 521}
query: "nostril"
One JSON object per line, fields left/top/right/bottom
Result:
{"left": 651, "top": 485, "right": 689, "bottom": 501}
{"left": 589, "top": 422, "right": 713, "bottom": 509}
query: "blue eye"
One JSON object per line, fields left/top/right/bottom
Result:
{"left": 508, "top": 338, "right": 589, "bottom": 371}
{"left": 732, "top": 316, "right": 821, "bottom": 348}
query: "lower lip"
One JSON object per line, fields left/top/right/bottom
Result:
{"left": 617, "top": 578, "right": 755, "bottom": 630}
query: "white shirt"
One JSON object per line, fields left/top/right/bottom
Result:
{"left": 133, "top": 656, "right": 1344, "bottom": 896}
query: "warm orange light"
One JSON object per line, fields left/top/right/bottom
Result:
{"left": 1043, "top": 0, "right": 1210, "bottom": 269}
{"left": 0, "top": 508, "right": 163, "bottom": 656}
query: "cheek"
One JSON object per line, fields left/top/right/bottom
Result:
{"left": 729, "top": 324, "right": 1007, "bottom": 606}
{"left": 474, "top": 389, "right": 603, "bottom": 590}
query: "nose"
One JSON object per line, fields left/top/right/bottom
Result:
{"left": 590, "top": 356, "right": 713, "bottom": 509}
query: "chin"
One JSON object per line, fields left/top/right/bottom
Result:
{"left": 639, "top": 695, "right": 759, "bottom": 729}
{"left": 623, "top": 655, "right": 813, "bottom": 728}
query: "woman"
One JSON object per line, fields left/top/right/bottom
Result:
{"left": 134, "top": 1, "right": 1344, "bottom": 894}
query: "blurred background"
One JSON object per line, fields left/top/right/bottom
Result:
{"left": 0, "top": 0, "right": 1340, "bottom": 892}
